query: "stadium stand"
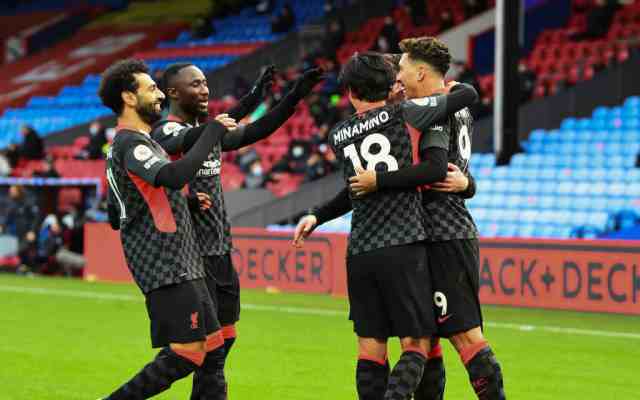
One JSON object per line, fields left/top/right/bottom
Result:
{"left": 273, "top": 96, "right": 640, "bottom": 239}
{"left": 478, "top": 0, "right": 640, "bottom": 101}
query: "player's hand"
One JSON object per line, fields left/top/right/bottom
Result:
{"left": 349, "top": 166, "right": 378, "bottom": 197}
{"left": 292, "top": 67, "right": 325, "bottom": 99}
{"left": 25, "top": 231, "right": 36, "bottom": 242}
{"left": 215, "top": 114, "right": 238, "bottom": 131}
{"left": 431, "top": 163, "right": 468, "bottom": 193}
{"left": 196, "top": 192, "right": 212, "bottom": 210}
{"left": 252, "top": 64, "right": 276, "bottom": 97}
{"left": 293, "top": 215, "right": 318, "bottom": 247}
{"left": 446, "top": 80, "right": 460, "bottom": 92}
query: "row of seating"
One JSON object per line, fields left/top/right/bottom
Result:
{"left": 163, "top": 0, "right": 324, "bottom": 47}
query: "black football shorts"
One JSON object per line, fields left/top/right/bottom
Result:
{"left": 347, "top": 242, "right": 436, "bottom": 339}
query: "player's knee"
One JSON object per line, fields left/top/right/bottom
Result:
{"left": 450, "top": 327, "right": 485, "bottom": 354}
{"left": 358, "top": 337, "right": 388, "bottom": 360}
{"left": 169, "top": 342, "right": 207, "bottom": 366}
{"left": 399, "top": 336, "right": 430, "bottom": 356}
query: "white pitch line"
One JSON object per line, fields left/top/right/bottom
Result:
{"left": 1, "top": 284, "right": 639, "bottom": 340}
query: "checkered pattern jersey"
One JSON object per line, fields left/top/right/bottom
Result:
{"left": 329, "top": 103, "right": 427, "bottom": 256}
{"left": 151, "top": 120, "right": 233, "bottom": 256}
{"left": 420, "top": 108, "right": 479, "bottom": 242}
{"left": 106, "top": 131, "right": 204, "bottom": 294}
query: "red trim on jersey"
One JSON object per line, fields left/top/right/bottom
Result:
{"left": 167, "top": 114, "right": 183, "bottom": 122}
{"left": 128, "top": 172, "right": 177, "bottom": 233}
{"left": 460, "top": 340, "right": 488, "bottom": 366}
{"left": 205, "top": 330, "right": 225, "bottom": 352}
{"left": 221, "top": 324, "right": 237, "bottom": 339}
{"left": 406, "top": 123, "right": 421, "bottom": 165}
{"left": 405, "top": 123, "right": 432, "bottom": 191}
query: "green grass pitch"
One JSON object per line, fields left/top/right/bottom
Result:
{"left": 1, "top": 273, "right": 638, "bottom": 399}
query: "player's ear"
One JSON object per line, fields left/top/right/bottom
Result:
{"left": 121, "top": 91, "right": 137, "bottom": 108}
{"left": 165, "top": 86, "right": 178, "bottom": 100}
{"left": 417, "top": 65, "right": 426, "bottom": 82}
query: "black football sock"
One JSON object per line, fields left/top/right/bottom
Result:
{"left": 461, "top": 342, "right": 505, "bottom": 400}
{"left": 384, "top": 350, "right": 427, "bottom": 400}
{"left": 415, "top": 341, "right": 446, "bottom": 400}
{"left": 190, "top": 346, "right": 227, "bottom": 400}
{"left": 356, "top": 356, "right": 389, "bottom": 400}
{"left": 105, "top": 347, "right": 201, "bottom": 400}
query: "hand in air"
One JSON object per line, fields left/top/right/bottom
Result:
{"left": 292, "top": 67, "right": 325, "bottom": 99}
{"left": 253, "top": 64, "right": 276, "bottom": 97}
{"left": 349, "top": 166, "right": 378, "bottom": 197}
{"left": 292, "top": 215, "right": 318, "bottom": 248}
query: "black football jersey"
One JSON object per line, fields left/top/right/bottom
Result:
{"left": 328, "top": 103, "right": 428, "bottom": 255}
{"left": 106, "top": 129, "right": 204, "bottom": 294}
{"left": 419, "top": 108, "right": 479, "bottom": 242}
{"left": 151, "top": 117, "right": 232, "bottom": 256}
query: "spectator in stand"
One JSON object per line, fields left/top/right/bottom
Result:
{"left": 320, "top": 58, "right": 342, "bottom": 96}
{"left": 440, "top": 9, "right": 455, "bottom": 31}
{"left": 371, "top": 16, "right": 401, "bottom": 54}
{"left": 270, "top": 139, "right": 312, "bottom": 174}
{"left": 33, "top": 156, "right": 60, "bottom": 179}
{"left": 310, "top": 123, "right": 330, "bottom": 148}
{"left": 7, "top": 125, "right": 45, "bottom": 167}
{"left": 0, "top": 185, "right": 40, "bottom": 273}
{"left": 256, "top": 0, "right": 274, "bottom": 14}
{"left": 571, "top": 0, "right": 632, "bottom": 41}
{"left": 322, "top": 17, "right": 345, "bottom": 59}
{"left": 235, "top": 146, "right": 261, "bottom": 173}
{"left": 271, "top": 3, "right": 296, "bottom": 33}
{"left": 518, "top": 61, "right": 537, "bottom": 103}
{"left": 0, "top": 150, "right": 11, "bottom": 176}
{"left": 37, "top": 214, "right": 85, "bottom": 276}
{"left": 450, "top": 61, "right": 482, "bottom": 96}
{"left": 82, "top": 120, "right": 108, "bottom": 159}
{"left": 406, "top": 0, "right": 428, "bottom": 26}
{"left": 191, "top": 15, "right": 215, "bottom": 39}
{"left": 304, "top": 143, "right": 339, "bottom": 182}
{"left": 463, "top": 0, "right": 488, "bottom": 19}
{"left": 243, "top": 159, "right": 274, "bottom": 189}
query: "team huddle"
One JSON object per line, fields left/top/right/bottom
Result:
{"left": 99, "top": 36, "right": 505, "bottom": 399}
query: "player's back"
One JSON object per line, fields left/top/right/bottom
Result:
{"left": 419, "top": 107, "right": 478, "bottom": 242}
{"left": 329, "top": 103, "right": 427, "bottom": 255}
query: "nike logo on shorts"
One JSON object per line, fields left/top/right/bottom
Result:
{"left": 437, "top": 314, "right": 453, "bottom": 324}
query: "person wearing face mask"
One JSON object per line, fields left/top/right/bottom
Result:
{"left": 80, "top": 120, "right": 108, "bottom": 160}
{"left": 270, "top": 138, "right": 313, "bottom": 175}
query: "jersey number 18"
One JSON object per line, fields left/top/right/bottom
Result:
{"left": 343, "top": 133, "right": 399, "bottom": 172}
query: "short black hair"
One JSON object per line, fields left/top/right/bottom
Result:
{"left": 98, "top": 58, "right": 150, "bottom": 115}
{"left": 159, "top": 62, "right": 194, "bottom": 94}
{"left": 339, "top": 52, "right": 395, "bottom": 102}
{"left": 399, "top": 37, "right": 451, "bottom": 76}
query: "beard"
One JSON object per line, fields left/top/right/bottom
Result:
{"left": 136, "top": 101, "right": 162, "bottom": 125}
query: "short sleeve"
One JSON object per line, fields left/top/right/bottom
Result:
{"left": 401, "top": 95, "right": 448, "bottom": 131}
{"left": 151, "top": 121, "right": 191, "bottom": 154}
{"left": 123, "top": 141, "right": 170, "bottom": 186}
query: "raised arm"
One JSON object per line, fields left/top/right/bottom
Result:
{"left": 226, "top": 65, "right": 275, "bottom": 121}
{"left": 221, "top": 68, "right": 324, "bottom": 151}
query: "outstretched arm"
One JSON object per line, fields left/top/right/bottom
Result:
{"left": 221, "top": 68, "right": 325, "bottom": 151}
